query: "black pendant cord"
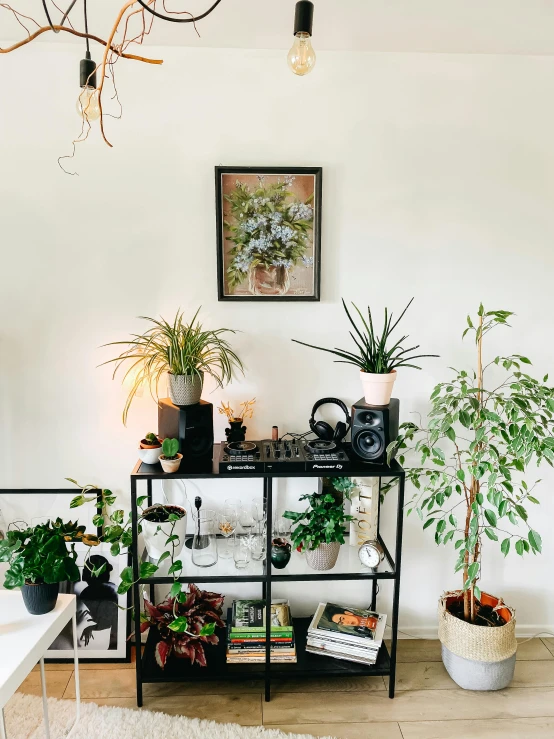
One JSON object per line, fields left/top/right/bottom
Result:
{"left": 42, "top": 0, "right": 79, "bottom": 32}
{"left": 136, "top": 0, "right": 223, "bottom": 24}
{"left": 84, "top": 0, "right": 90, "bottom": 54}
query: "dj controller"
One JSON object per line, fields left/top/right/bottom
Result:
{"left": 218, "top": 439, "right": 351, "bottom": 474}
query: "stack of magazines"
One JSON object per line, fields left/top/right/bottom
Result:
{"left": 226, "top": 599, "right": 297, "bottom": 663}
{"left": 306, "top": 602, "right": 386, "bottom": 666}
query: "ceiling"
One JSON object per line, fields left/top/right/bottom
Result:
{"left": 4, "top": 0, "right": 554, "bottom": 55}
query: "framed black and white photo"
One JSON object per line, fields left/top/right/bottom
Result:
{"left": 46, "top": 543, "right": 129, "bottom": 661}
{"left": 216, "top": 166, "right": 322, "bottom": 301}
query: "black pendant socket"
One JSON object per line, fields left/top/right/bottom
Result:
{"left": 293, "top": 0, "right": 314, "bottom": 36}
{"left": 80, "top": 54, "right": 97, "bottom": 89}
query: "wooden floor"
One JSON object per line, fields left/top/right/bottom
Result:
{"left": 22, "top": 638, "right": 554, "bottom": 738}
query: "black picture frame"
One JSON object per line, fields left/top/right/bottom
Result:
{"left": 215, "top": 166, "right": 322, "bottom": 301}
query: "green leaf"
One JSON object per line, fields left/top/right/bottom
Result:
{"left": 436, "top": 520, "right": 446, "bottom": 534}
{"left": 515, "top": 539, "right": 525, "bottom": 556}
{"left": 423, "top": 518, "right": 435, "bottom": 530}
{"left": 157, "top": 551, "right": 170, "bottom": 564}
{"left": 92, "top": 514, "right": 104, "bottom": 527}
{"left": 117, "top": 580, "right": 133, "bottom": 595}
{"left": 120, "top": 566, "right": 134, "bottom": 583}
{"left": 137, "top": 495, "right": 148, "bottom": 508}
{"left": 139, "top": 562, "right": 159, "bottom": 578}
{"left": 445, "top": 427, "right": 456, "bottom": 442}
{"left": 456, "top": 469, "right": 466, "bottom": 483}
{"left": 484, "top": 509, "right": 497, "bottom": 527}
{"left": 169, "top": 581, "right": 182, "bottom": 599}
{"left": 168, "top": 560, "right": 183, "bottom": 574}
{"left": 168, "top": 616, "right": 189, "bottom": 633}
{"left": 528, "top": 529, "right": 542, "bottom": 552}
{"left": 474, "top": 585, "right": 482, "bottom": 601}
{"left": 485, "top": 528, "right": 498, "bottom": 541}
{"left": 449, "top": 514, "right": 457, "bottom": 527}
{"left": 501, "top": 538, "right": 510, "bottom": 556}
{"left": 110, "top": 542, "right": 120, "bottom": 557}
{"left": 467, "top": 561, "right": 479, "bottom": 580}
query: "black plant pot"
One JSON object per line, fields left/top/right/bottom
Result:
{"left": 225, "top": 421, "right": 247, "bottom": 443}
{"left": 21, "top": 582, "right": 59, "bottom": 615}
{"left": 271, "top": 538, "right": 292, "bottom": 569}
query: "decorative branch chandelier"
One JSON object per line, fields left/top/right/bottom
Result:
{"left": 0, "top": 0, "right": 315, "bottom": 170}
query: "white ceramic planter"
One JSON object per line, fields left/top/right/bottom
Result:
{"left": 306, "top": 542, "right": 341, "bottom": 571}
{"left": 360, "top": 370, "right": 397, "bottom": 406}
{"left": 142, "top": 505, "right": 187, "bottom": 561}
{"left": 138, "top": 446, "right": 163, "bottom": 465}
{"left": 169, "top": 373, "right": 203, "bottom": 406}
{"left": 160, "top": 453, "right": 183, "bottom": 473}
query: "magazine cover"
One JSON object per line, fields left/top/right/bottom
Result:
{"left": 310, "top": 602, "right": 386, "bottom": 643}
{"left": 232, "top": 599, "right": 291, "bottom": 628}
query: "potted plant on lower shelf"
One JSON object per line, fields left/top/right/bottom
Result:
{"left": 0, "top": 519, "right": 92, "bottom": 615}
{"left": 159, "top": 438, "right": 182, "bottom": 473}
{"left": 102, "top": 307, "right": 244, "bottom": 424}
{"left": 139, "top": 432, "right": 162, "bottom": 465}
{"left": 293, "top": 298, "right": 437, "bottom": 406}
{"left": 140, "top": 585, "right": 225, "bottom": 668}
{"left": 388, "top": 305, "right": 554, "bottom": 690}
{"left": 284, "top": 478, "right": 356, "bottom": 571}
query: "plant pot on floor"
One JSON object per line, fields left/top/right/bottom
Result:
{"left": 21, "top": 582, "right": 59, "bottom": 615}
{"left": 306, "top": 542, "right": 340, "bottom": 571}
{"left": 169, "top": 373, "right": 203, "bottom": 406}
{"left": 159, "top": 453, "right": 183, "bottom": 473}
{"left": 142, "top": 504, "right": 187, "bottom": 560}
{"left": 438, "top": 590, "right": 517, "bottom": 691}
{"left": 360, "top": 369, "right": 397, "bottom": 406}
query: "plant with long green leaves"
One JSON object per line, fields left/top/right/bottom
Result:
{"left": 292, "top": 298, "right": 437, "bottom": 374}
{"left": 386, "top": 306, "right": 554, "bottom": 623}
{"left": 102, "top": 308, "right": 244, "bottom": 424}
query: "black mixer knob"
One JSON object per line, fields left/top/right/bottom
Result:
{"left": 285, "top": 449, "right": 292, "bottom": 458}
{"left": 274, "top": 450, "right": 281, "bottom": 458}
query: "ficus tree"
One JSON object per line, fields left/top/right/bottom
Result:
{"left": 387, "top": 306, "right": 554, "bottom": 623}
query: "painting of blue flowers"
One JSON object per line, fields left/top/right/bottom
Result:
{"left": 216, "top": 167, "right": 321, "bottom": 301}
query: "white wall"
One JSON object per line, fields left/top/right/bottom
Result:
{"left": 1, "top": 44, "right": 554, "bottom": 634}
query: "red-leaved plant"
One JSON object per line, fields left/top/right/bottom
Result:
{"left": 141, "top": 584, "right": 225, "bottom": 669}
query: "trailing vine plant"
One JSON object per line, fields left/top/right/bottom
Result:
{"left": 387, "top": 306, "right": 554, "bottom": 623}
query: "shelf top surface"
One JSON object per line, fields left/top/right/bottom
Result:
{"left": 131, "top": 444, "right": 404, "bottom": 479}
{"left": 139, "top": 535, "right": 394, "bottom": 585}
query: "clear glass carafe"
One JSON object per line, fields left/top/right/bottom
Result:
{"left": 191, "top": 509, "right": 218, "bottom": 568}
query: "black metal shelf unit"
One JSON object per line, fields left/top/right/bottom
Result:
{"left": 130, "top": 445, "right": 405, "bottom": 705}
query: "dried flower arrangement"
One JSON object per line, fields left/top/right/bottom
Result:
{"left": 218, "top": 398, "right": 256, "bottom": 423}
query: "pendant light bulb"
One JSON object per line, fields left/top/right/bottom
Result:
{"left": 76, "top": 51, "right": 100, "bottom": 122}
{"left": 288, "top": 1, "right": 315, "bottom": 76}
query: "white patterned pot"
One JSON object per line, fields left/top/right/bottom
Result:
{"left": 142, "top": 504, "right": 187, "bottom": 561}
{"left": 306, "top": 541, "right": 341, "bottom": 571}
{"left": 438, "top": 590, "right": 517, "bottom": 691}
{"left": 360, "top": 369, "right": 397, "bottom": 406}
{"left": 169, "top": 372, "right": 203, "bottom": 406}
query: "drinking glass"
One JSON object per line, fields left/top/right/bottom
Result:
{"left": 218, "top": 512, "right": 237, "bottom": 559}
{"left": 239, "top": 508, "right": 255, "bottom": 534}
{"left": 225, "top": 498, "right": 241, "bottom": 517}
{"left": 233, "top": 536, "right": 251, "bottom": 569}
{"left": 250, "top": 523, "right": 267, "bottom": 561}
{"left": 274, "top": 513, "right": 292, "bottom": 540}
{"left": 191, "top": 509, "right": 218, "bottom": 568}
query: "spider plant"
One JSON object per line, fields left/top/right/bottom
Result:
{"left": 292, "top": 298, "right": 437, "bottom": 374}
{"left": 102, "top": 308, "right": 244, "bottom": 424}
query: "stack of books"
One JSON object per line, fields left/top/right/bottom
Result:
{"left": 306, "top": 602, "right": 386, "bottom": 666}
{"left": 226, "top": 599, "right": 297, "bottom": 664}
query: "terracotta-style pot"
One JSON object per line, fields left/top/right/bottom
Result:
{"left": 159, "top": 453, "right": 183, "bottom": 473}
{"left": 306, "top": 541, "right": 340, "bottom": 571}
{"left": 138, "top": 441, "right": 163, "bottom": 465}
{"left": 438, "top": 590, "right": 516, "bottom": 691}
{"left": 359, "top": 369, "right": 397, "bottom": 406}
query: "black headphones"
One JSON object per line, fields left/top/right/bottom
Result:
{"left": 309, "top": 398, "right": 351, "bottom": 442}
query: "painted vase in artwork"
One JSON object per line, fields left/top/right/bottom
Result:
{"left": 248, "top": 264, "right": 290, "bottom": 296}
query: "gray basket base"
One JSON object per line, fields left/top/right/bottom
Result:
{"left": 442, "top": 644, "right": 516, "bottom": 691}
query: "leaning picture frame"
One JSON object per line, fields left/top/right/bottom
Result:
{"left": 44, "top": 543, "right": 129, "bottom": 661}
{"left": 215, "top": 166, "right": 322, "bottom": 301}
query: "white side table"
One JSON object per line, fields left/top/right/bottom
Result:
{"left": 0, "top": 592, "right": 80, "bottom": 738}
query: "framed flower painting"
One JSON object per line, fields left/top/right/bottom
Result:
{"left": 215, "top": 166, "right": 322, "bottom": 301}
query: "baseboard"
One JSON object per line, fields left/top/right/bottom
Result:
{"left": 387, "top": 624, "right": 554, "bottom": 639}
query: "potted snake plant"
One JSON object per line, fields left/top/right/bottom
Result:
{"left": 293, "top": 298, "right": 437, "bottom": 406}
{"left": 102, "top": 308, "right": 244, "bottom": 424}
{"left": 388, "top": 305, "right": 554, "bottom": 690}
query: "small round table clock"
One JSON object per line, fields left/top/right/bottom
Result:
{"left": 358, "top": 539, "right": 385, "bottom": 570}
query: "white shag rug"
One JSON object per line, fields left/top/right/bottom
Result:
{"left": 5, "top": 693, "right": 333, "bottom": 739}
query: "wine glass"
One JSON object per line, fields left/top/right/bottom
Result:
{"left": 218, "top": 512, "right": 237, "bottom": 559}
{"left": 251, "top": 501, "right": 265, "bottom": 534}
{"left": 239, "top": 508, "right": 255, "bottom": 534}
{"left": 225, "top": 498, "right": 241, "bottom": 518}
